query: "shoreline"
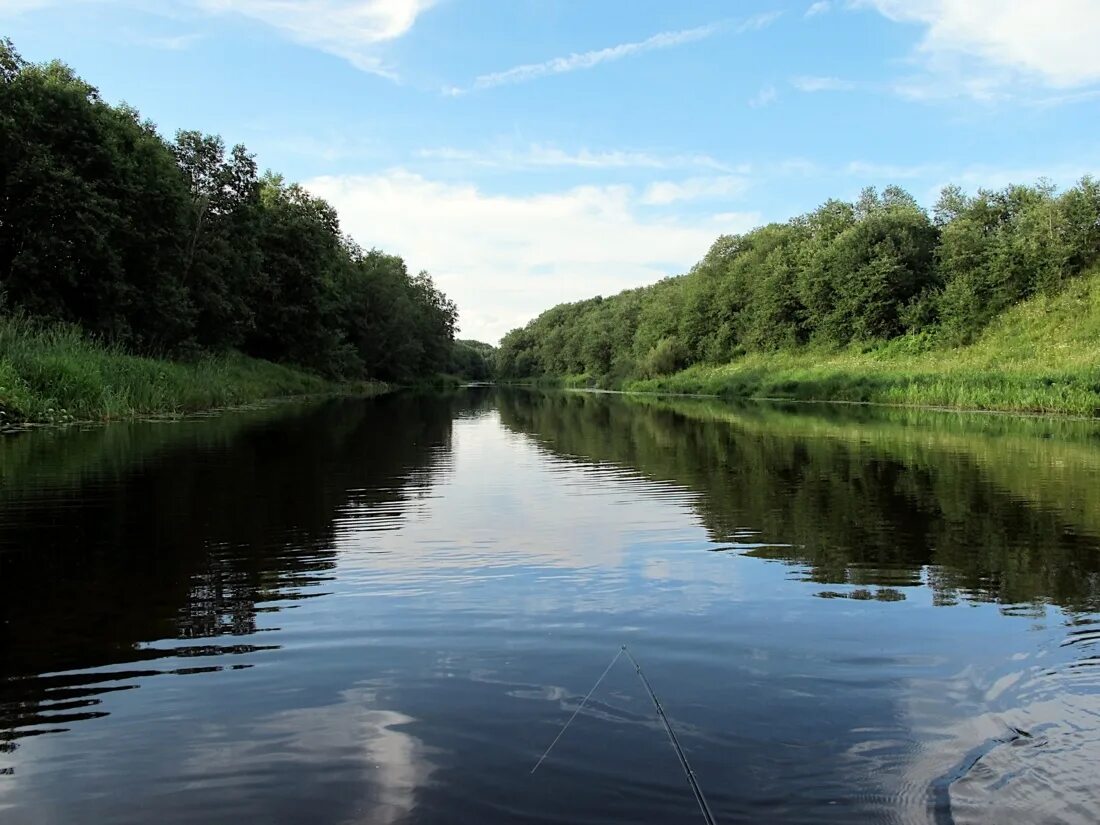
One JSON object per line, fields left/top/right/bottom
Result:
{"left": 0, "top": 385, "right": 392, "bottom": 433}
{"left": 578, "top": 386, "right": 1100, "bottom": 422}
{"left": 498, "top": 271, "right": 1100, "bottom": 422}
{"left": 498, "top": 370, "right": 1100, "bottom": 420}
{"left": 0, "top": 316, "right": 395, "bottom": 428}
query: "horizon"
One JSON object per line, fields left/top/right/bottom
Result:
{"left": 3, "top": 0, "right": 1099, "bottom": 344}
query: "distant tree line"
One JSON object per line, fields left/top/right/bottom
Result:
{"left": 497, "top": 179, "right": 1100, "bottom": 381}
{"left": 448, "top": 339, "right": 495, "bottom": 381}
{"left": 0, "top": 40, "right": 462, "bottom": 382}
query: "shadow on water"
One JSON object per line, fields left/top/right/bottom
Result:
{"left": 0, "top": 390, "right": 493, "bottom": 750}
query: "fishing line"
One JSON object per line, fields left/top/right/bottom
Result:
{"left": 530, "top": 645, "right": 624, "bottom": 775}
{"left": 530, "top": 644, "right": 718, "bottom": 825}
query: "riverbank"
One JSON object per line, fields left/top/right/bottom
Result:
{"left": 575, "top": 271, "right": 1100, "bottom": 417}
{"left": 0, "top": 316, "right": 387, "bottom": 426}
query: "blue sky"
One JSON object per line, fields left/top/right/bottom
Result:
{"left": 3, "top": 0, "right": 1099, "bottom": 343}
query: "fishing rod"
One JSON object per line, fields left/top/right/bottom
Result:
{"left": 622, "top": 646, "right": 717, "bottom": 825}
{"left": 531, "top": 644, "right": 718, "bottom": 825}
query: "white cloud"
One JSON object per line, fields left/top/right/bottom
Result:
{"left": 791, "top": 75, "right": 859, "bottom": 91}
{"left": 805, "top": 1, "right": 831, "bottom": 18}
{"left": 445, "top": 11, "right": 783, "bottom": 95}
{"left": 857, "top": 0, "right": 1100, "bottom": 88}
{"left": 641, "top": 176, "right": 749, "bottom": 205}
{"left": 305, "top": 171, "right": 760, "bottom": 343}
{"left": 417, "top": 144, "right": 739, "bottom": 172}
{"left": 178, "top": 692, "right": 433, "bottom": 825}
{"left": 194, "top": 0, "right": 434, "bottom": 75}
{"left": 748, "top": 84, "right": 778, "bottom": 107}
{"left": 2, "top": 0, "right": 433, "bottom": 75}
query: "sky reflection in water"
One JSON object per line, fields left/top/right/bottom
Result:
{"left": 1, "top": 389, "right": 1099, "bottom": 824}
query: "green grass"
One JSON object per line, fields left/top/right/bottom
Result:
{"left": 624, "top": 269, "right": 1100, "bottom": 417}
{"left": 0, "top": 315, "right": 386, "bottom": 425}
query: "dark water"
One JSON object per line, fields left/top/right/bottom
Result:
{"left": 2, "top": 389, "right": 1099, "bottom": 824}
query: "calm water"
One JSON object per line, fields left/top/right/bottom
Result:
{"left": 2, "top": 389, "right": 1099, "bottom": 824}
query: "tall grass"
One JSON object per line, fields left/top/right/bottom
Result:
{"left": 623, "top": 270, "right": 1100, "bottom": 417}
{"left": 0, "top": 315, "right": 372, "bottom": 424}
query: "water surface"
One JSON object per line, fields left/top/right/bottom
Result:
{"left": 2, "top": 389, "right": 1099, "bottom": 824}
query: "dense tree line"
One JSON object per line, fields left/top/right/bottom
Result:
{"left": 498, "top": 180, "right": 1100, "bottom": 381}
{"left": 0, "top": 40, "right": 460, "bottom": 382}
{"left": 447, "top": 339, "right": 495, "bottom": 381}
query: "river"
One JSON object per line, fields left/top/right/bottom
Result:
{"left": 1, "top": 388, "right": 1098, "bottom": 824}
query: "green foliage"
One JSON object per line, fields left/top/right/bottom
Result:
{"left": 0, "top": 40, "right": 457, "bottom": 386}
{"left": 935, "top": 179, "right": 1100, "bottom": 341}
{"left": 0, "top": 313, "right": 388, "bottom": 423}
{"left": 624, "top": 267, "right": 1100, "bottom": 415}
{"left": 498, "top": 179, "right": 1100, "bottom": 399}
{"left": 640, "top": 336, "right": 687, "bottom": 378}
{"left": 448, "top": 339, "right": 496, "bottom": 381}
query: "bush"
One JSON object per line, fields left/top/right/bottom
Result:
{"left": 641, "top": 336, "right": 687, "bottom": 378}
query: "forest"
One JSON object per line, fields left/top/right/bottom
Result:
{"left": 5, "top": 36, "right": 1098, "bottom": 418}
{"left": 0, "top": 39, "right": 490, "bottom": 400}
{"left": 496, "top": 177, "right": 1100, "bottom": 392}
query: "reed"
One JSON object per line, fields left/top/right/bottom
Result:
{"left": 0, "top": 315, "right": 380, "bottom": 424}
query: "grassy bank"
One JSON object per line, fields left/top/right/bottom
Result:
{"left": 620, "top": 270, "right": 1100, "bottom": 417}
{"left": 0, "top": 316, "right": 385, "bottom": 425}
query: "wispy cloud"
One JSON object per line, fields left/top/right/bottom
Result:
{"left": 417, "top": 144, "right": 740, "bottom": 172}
{"left": 1031, "top": 87, "right": 1100, "bottom": 108}
{"left": 794, "top": 75, "right": 1099, "bottom": 107}
{"left": 821, "top": 158, "right": 1099, "bottom": 198}
{"left": 804, "top": 2, "right": 831, "bottom": 19}
{"left": 0, "top": 0, "right": 65, "bottom": 12}
{"left": 929, "top": 161, "right": 1100, "bottom": 193}
{"left": 791, "top": 75, "right": 859, "bottom": 92}
{"left": 889, "top": 74, "right": 1008, "bottom": 103}
{"left": 136, "top": 32, "right": 204, "bottom": 51}
{"left": 776, "top": 158, "right": 823, "bottom": 177}
{"left": 194, "top": 0, "right": 434, "bottom": 76}
{"left": 735, "top": 10, "right": 784, "bottom": 33}
{"left": 748, "top": 84, "right": 778, "bottom": 107}
{"left": 843, "top": 160, "right": 938, "bottom": 179}
{"left": 443, "top": 23, "right": 717, "bottom": 96}
{"left": 641, "top": 176, "right": 749, "bottom": 205}
{"left": 444, "top": 12, "right": 783, "bottom": 96}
